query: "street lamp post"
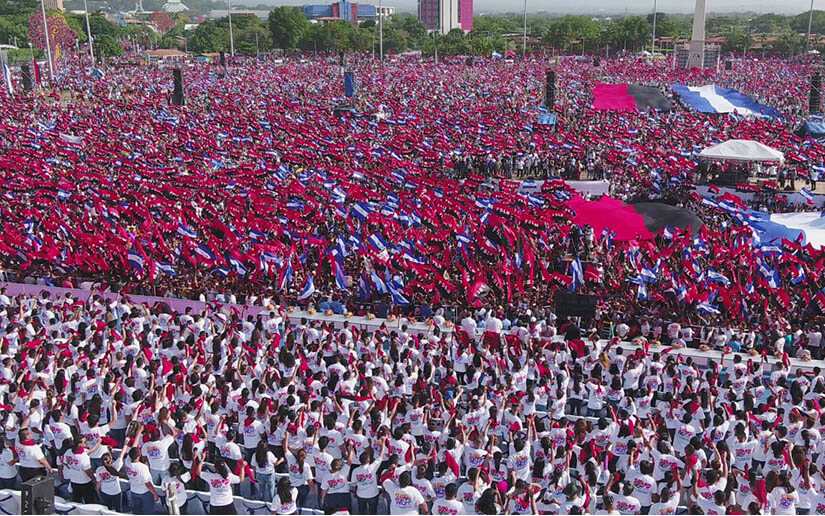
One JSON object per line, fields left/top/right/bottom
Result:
{"left": 651, "top": 0, "right": 657, "bottom": 54}
{"left": 83, "top": 0, "right": 94, "bottom": 64}
{"left": 227, "top": 0, "right": 235, "bottom": 57}
{"left": 39, "top": 0, "right": 54, "bottom": 80}
{"left": 522, "top": 0, "right": 527, "bottom": 57}
{"left": 807, "top": 0, "right": 815, "bottom": 54}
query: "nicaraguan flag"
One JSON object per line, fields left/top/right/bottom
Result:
{"left": 801, "top": 187, "right": 815, "bottom": 202}
{"left": 389, "top": 285, "right": 410, "bottom": 305}
{"left": 2, "top": 63, "right": 12, "bottom": 96}
{"left": 707, "top": 269, "right": 730, "bottom": 286}
{"left": 367, "top": 233, "right": 388, "bottom": 253}
{"left": 569, "top": 258, "right": 584, "bottom": 292}
{"left": 662, "top": 226, "right": 674, "bottom": 240}
{"left": 334, "top": 261, "right": 347, "bottom": 290}
{"left": 127, "top": 250, "right": 144, "bottom": 272}
{"left": 697, "top": 302, "right": 721, "bottom": 316}
{"left": 351, "top": 202, "right": 371, "bottom": 222}
{"left": 637, "top": 281, "right": 648, "bottom": 301}
{"left": 57, "top": 189, "right": 71, "bottom": 200}
{"left": 279, "top": 262, "right": 293, "bottom": 291}
{"left": 228, "top": 256, "right": 248, "bottom": 277}
{"left": 298, "top": 275, "right": 315, "bottom": 301}
{"left": 59, "top": 133, "right": 84, "bottom": 145}
{"left": 194, "top": 244, "right": 216, "bottom": 261}
{"left": 177, "top": 223, "right": 198, "bottom": 239}
{"left": 792, "top": 264, "right": 806, "bottom": 285}
{"left": 640, "top": 264, "right": 658, "bottom": 283}
{"left": 371, "top": 270, "right": 387, "bottom": 294}
{"left": 358, "top": 273, "right": 371, "bottom": 300}
{"left": 249, "top": 228, "right": 266, "bottom": 240}
{"left": 212, "top": 267, "right": 230, "bottom": 278}
{"left": 157, "top": 262, "right": 176, "bottom": 276}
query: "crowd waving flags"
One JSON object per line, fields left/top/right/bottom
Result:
{"left": 0, "top": 48, "right": 823, "bottom": 515}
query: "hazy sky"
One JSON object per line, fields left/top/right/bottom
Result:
{"left": 262, "top": 0, "right": 815, "bottom": 15}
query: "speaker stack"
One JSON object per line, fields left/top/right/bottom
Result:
{"left": 725, "top": 60, "right": 732, "bottom": 71}
{"left": 21, "top": 476, "right": 54, "bottom": 515}
{"left": 811, "top": 72, "right": 822, "bottom": 114}
{"left": 545, "top": 70, "right": 555, "bottom": 109}
{"left": 171, "top": 67, "right": 184, "bottom": 106}
{"left": 593, "top": 57, "right": 600, "bottom": 67}
{"left": 21, "top": 64, "right": 33, "bottom": 91}
{"left": 219, "top": 50, "right": 226, "bottom": 67}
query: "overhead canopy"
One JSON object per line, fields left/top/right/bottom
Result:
{"left": 698, "top": 139, "right": 784, "bottom": 163}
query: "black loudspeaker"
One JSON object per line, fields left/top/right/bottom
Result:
{"left": 465, "top": 56, "right": 473, "bottom": 66}
{"left": 725, "top": 60, "right": 732, "bottom": 71}
{"left": 811, "top": 72, "right": 822, "bottom": 114}
{"left": 171, "top": 67, "right": 184, "bottom": 106}
{"left": 555, "top": 292, "right": 597, "bottom": 318}
{"left": 21, "top": 64, "right": 32, "bottom": 90}
{"left": 21, "top": 475, "right": 54, "bottom": 515}
{"left": 593, "top": 57, "right": 600, "bottom": 67}
{"left": 219, "top": 50, "right": 226, "bottom": 67}
{"left": 339, "top": 51, "right": 345, "bottom": 66}
{"left": 545, "top": 70, "right": 555, "bottom": 109}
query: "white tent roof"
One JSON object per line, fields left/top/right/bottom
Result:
{"left": 698, "top": 139, "right": 784, "bottom": 163}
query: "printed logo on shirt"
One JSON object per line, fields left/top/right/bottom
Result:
{"left": 435, "top": 504, "right": 459, "bottom": 515}
{"left": 145, "top": 445, "right": 162, "bottom": 459}
{"left": 513, "top": 454, "right": 529, "bottom": 470}
{"left": 394, "top": 492, "right": 413, "bottom": 508}
{"left": 779, "top": 493, "right": 795, "bottom": 508}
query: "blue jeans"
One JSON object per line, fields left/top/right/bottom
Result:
{"left": 101, "top": 492, "right": 122, "bottom": 512}
{"left": 131, "top": 491, "right": 156, "bottom": 515}
{"left": 255, "top": 472, "right": 274, "bottom": 503}
{"left": 150, "top": 468, "right": 167, "bottom": 487}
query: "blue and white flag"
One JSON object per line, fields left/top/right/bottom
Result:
{"left": 801, "top": 187, "right": 815, "bottom": 202}
{"left": 707, "top": 269, "right": 730, "bottom": 286}
{"left": 157, "top": 262, "right": 176, "bottom": 276}
{"left": 389, "top": 285, "right": 410, "bottom": 305}
{"left": 2, "top": 63, "right": 12, "bottom": 96}
{"left": 371, "top": 270, "right": 387, "bottom": 294}
{"left": 57, "top": 189, "right": 71, "bottom": 200}
{"left": 637, "top": 281, "right": 648, "bottom": 301}
{"left": 228, "top": 256, "right": 248, "bottom": 277}
{"left": 127, "top": 250, "right": 144, "bottom": 272}
{"left": 358, "top": 273, "right": 371, "bottom": 301}
{"left": 641, "top": 264, "right": 658, "bottom": 283}
{"left": 697, "top": 302, "right": 721, "bottom": 316}
{"left": 194, "top": 244, "right": 216, "bottom": 261}
{"left": 334, "top": 261, "right": 347, "bottom": 291}
{"left": 279, "top": 262, "right": 293, "bottom": 291}
{"left": 569, "top": 258, "right": 584, "bottom": 292}
{"left": 671, "top": 84, "right": 779, "bottom": 118}
{"left": 792, "top": 264, "right": 806, "bottom": 285}
{"left": 298, "top": 275, "right": 315, "bottom": 301}
{"left": 177, "top": 223, "right": 198, "bottom": 239}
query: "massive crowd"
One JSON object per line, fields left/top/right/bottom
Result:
{"left": 0, "top": 49, "right": 824, "bottom": 514}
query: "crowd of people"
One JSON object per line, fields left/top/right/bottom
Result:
{"left": 0, "top": 47, "right": 824, "bottom": 514}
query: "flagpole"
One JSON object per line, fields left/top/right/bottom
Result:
{"left": 651, "top": 0, "right": 657, "bottom": 54}
{"left": 806, "top": 0, "right": 815, "bottom": 54}
{"left": 379, "top": 0, "right": 383, "bottom": 62}
{"left": 522, "top": 0, "right": 527, "bottom": 57}
{"left": 83, "top": 0, "right": 94, "bottom": 64}
{"left": 39, "top": 0, "right": 54, "bottom": 81}
{"left": 227, "top": 0, "right": 235, "bottom": 57}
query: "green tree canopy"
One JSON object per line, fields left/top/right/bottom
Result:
{"left": 268, "top": 6, "right": 308, "bottom": 49}
{"left": 188, "top": 19, "right": 228, "bottom": 53}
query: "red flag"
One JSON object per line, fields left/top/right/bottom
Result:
{"left": 32, "top": 59, "right": 41, "bottom": 85}
{"left": 445, "top": 451, "right": 460, "bottom": 477}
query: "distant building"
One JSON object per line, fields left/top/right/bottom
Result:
{"left": 43, "top": 0, "right": 64, "bottom": 12}
{"left": 208, "top": 9, "right": 269, "bottom": 20}
{"left": 418, "top": 0, "right": 471, "bottom": 35}
{"left": 161, "top": 0, "right": 188, "bottom": 13}
{"left": 302, "top": 2, "right": 391, "bottom": 24}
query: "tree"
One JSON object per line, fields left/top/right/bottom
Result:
{"left": 750, "top": 13, "right": 790, "bottom": 34}
{"left": 772, "top": 29, "right": 806, "bottom": 55}
{"left": 97, "top": 33, "right": 124, "bottom": 56}
{"left": 544, "top": 15, "right": 601, "bottom": 51}
{"left": 188, "top": 20, "right": 228, "bottom": 53}
{"left": 722, "top": 27, "right": 751, "bottom": 52}
{"left": 359, "top": 19, "right": 375, "bottom": 29}
{"left": 791, "top": 10, "right": 825, "bottom": 35}
{"left": 616, "top": 16, "right": 649, "bottom": 51}
{"left": 0, "top": 15, "right": 30, "bottom": 45}
{"left": 150, "top": 11, "right": 175, "bottom": 34}
{"left": 268, "top": 6, "right": 307, "bottom": 49}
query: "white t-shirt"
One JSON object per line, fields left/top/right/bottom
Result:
{"left": 162, "top": 473, "right": 191, "bottom": 509}
{"left": 141, "top": 435, "right": 175, "bottom": 472}
{"left": 383, "top": 480, "right": 425, "bottom": 515}
{"left": 95, "top": 458, "right": 124, "bottom": 495}
{"left": 15, "top": 442, "right": 45, "bottom": 469}
{"left": 322, "top": 466, "right": 351, "bottom": 495}
{"left": 124, "top": 459, "right": 153, "bottom": 495}
{"left": 64, "top": 449, "right": 92, "bottom": 484}
{"left": 432, "top": 498, "right": 464, "bottom": 515}
{"left": 272, "top": 487, "right": 299, "bottom": 514}
{"left": 769, "top": 487, "right": 800, "bottom": 515}
{"left": 353, "top": 461, "right": 381, "bottom": 498}
{"left": 0, "top": 448, "right": 16, "bottom": 479}
{"left": 201, "top": 471, "right": 240, "bottom": 508}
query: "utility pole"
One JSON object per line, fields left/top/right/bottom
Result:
{"left": 651, "top": 0, "right": 657, "bottom": 54}
{"left": 379, "top": 0, "right": 383, "bottom": 61}
{"left": 807, "top": 0, "right": 815, "bottom": 54}
{"left": 39, "top": 0, "right": 54, "bottom": 80}
{"left": 227, "top": 0, "right": 235, "bottom": 57}
{"left": 84, "top": 0, "right": 95, "bottom": 64}
{"left": 522, "top": 0, "right": 527, "bottom": 56}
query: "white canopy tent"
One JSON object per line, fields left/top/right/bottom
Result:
{"left": 698, "top": 139, "right": 785, "bottom": 163}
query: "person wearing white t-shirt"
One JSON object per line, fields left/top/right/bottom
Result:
{"left": 383, "top": 472, "right": 427, "bottom": 515}
{"left": 320, "top": 453, "right": 352, "bottom": 513}
{"left": 16, "top": 428, "right": 52, "bottom": 482}
{"left": 63, "top": 438, "right": 97, "bottom": 504}
{"left": 141, "top": 430, "right": 176, "bottom": 486}
{"left": 95, "top": 448, "right": 128, "bottom": 513}
{"left": 200, "top": 459, "right": 244, "bottom": 514}
{"left": 124, "top": 447, "right": 160, "bottom": 515}
{"left": 0, "top": 439, "right": 17, "bottom": 490}
{"left": 433, "top": 483, "right": 464, "bottom": 516}
{"left": 271, "top": 477, "right": 299, "bottom": 515}
{"left": 250, "top": 441, "right": 280, "bottom": 503}
{"left": 161, "top": 463, "right": 192, "bottom": 515}
{"left": 353, "top": 444, "right": 384, "bottom": 514}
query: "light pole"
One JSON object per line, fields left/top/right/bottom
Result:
{"left": 227, "top": 0, "right": 235, "bottom": 57}
{"left": 39, "top": 0, "right": 54, "bottom": 80}
{"left": 807, "top": 0, "right": 815, "bottom": 54}
{"left": 522, "top": 0, "right": 527, "bottom": 57}
{"left": 651, "top": 0, "right": 657, "bottom": 54}
{"left": 255, "top": 31, "right": 259, "bottom": 58}
{"left": 379, "top": 0, "right": 383, "bottom": 61}
{"left": 83, "top": 0, "right": 94, "bottom": 64}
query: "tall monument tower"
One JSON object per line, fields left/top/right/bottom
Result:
{"left": 687, "top": 0, "right": 706, "bottom": 68}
